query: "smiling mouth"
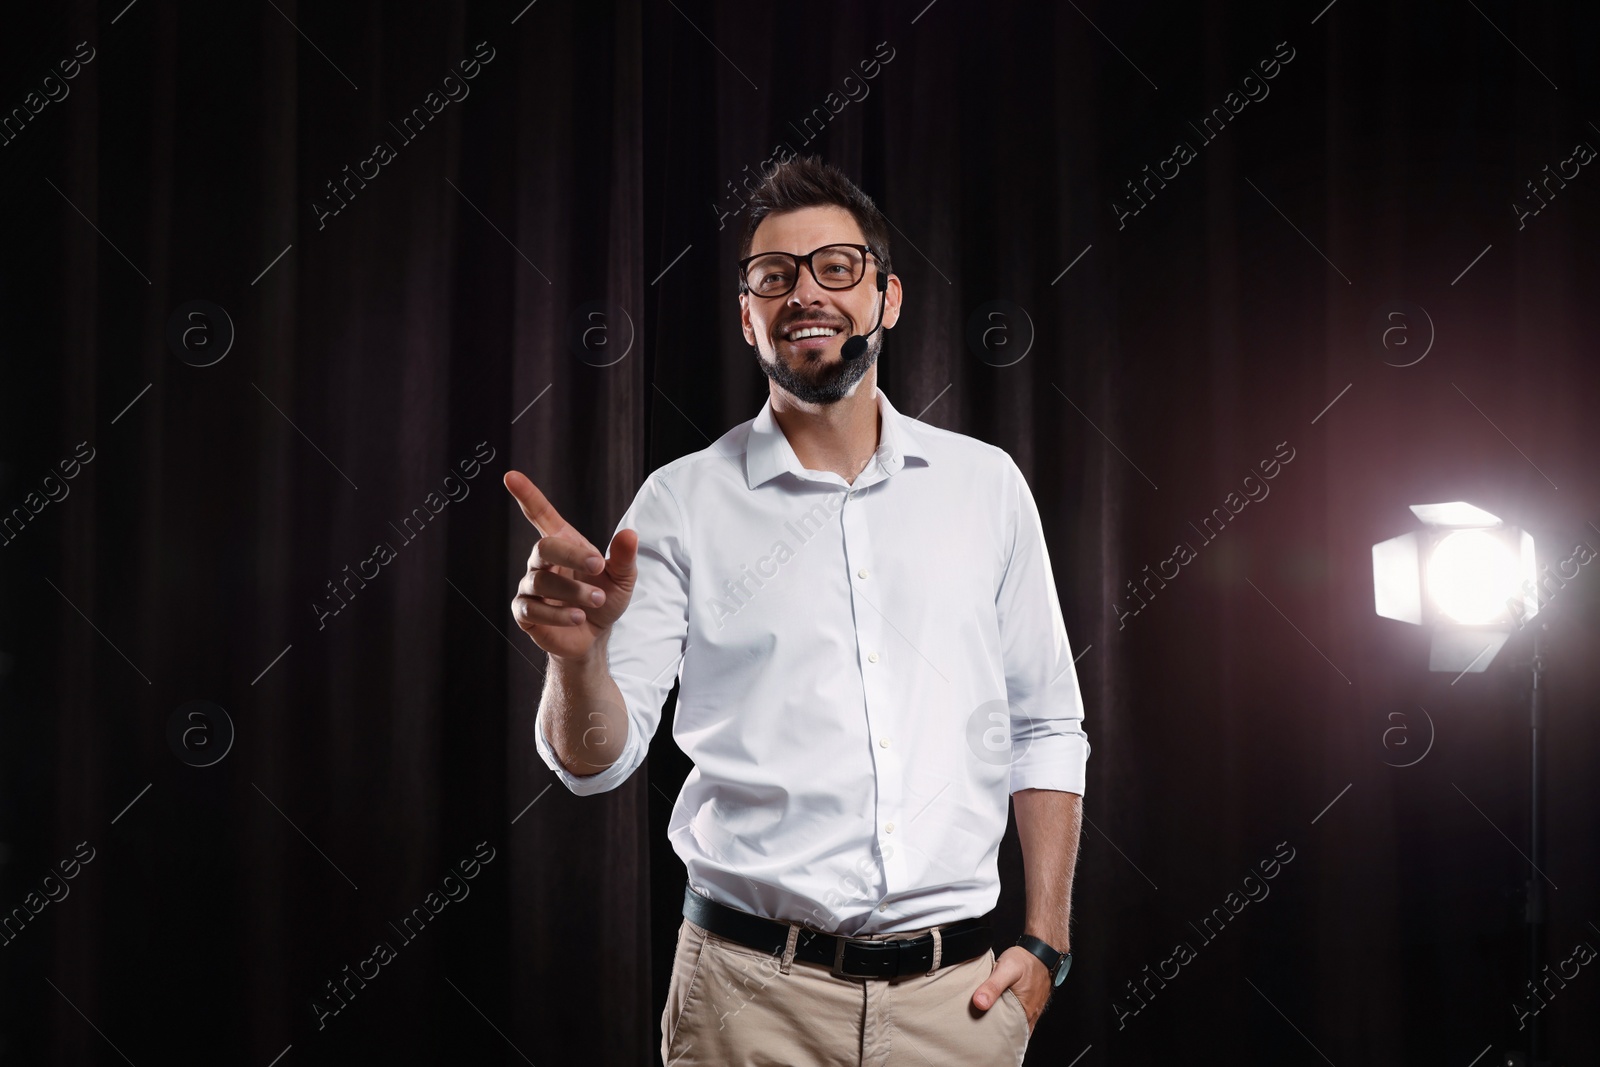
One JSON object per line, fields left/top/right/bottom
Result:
{"left": 780, "top": 325, "right": 844, "bottom": 348}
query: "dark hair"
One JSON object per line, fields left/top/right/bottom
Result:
{"left": 737, "top": 155, "right": 893, "bottom": 289}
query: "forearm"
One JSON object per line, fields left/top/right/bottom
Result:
{"left": 539, "top": 639, "right": 630, "bottom": 776}
{"left": 1012, "top": 787, "right": 1082, "bottom": 950}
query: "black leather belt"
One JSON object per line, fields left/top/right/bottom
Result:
{"left": 682, "top": 885, "right": 993, "bottom": 980}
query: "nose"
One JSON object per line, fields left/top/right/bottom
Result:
{"left": 787, "top": 263, "right": 830, "bottom": 307}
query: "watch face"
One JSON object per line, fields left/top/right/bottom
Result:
{"left": 1053, "top": 953, "right": 1072, "bottom": 986}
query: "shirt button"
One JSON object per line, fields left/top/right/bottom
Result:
{"left": 878, "top": 903, "right": 888, "bottom": 913}
{"left": 868, "top": 652, "right": 879, "bottom": 663}
{"left": 884, "top": 822, "right": 895, "bottom": 834}
{"left": 879, "top": 737, "right": 890, "bottom": 748}
{"left": 857, "top": 568, "right": 870, "bottom": 579}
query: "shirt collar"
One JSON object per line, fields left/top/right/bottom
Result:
{"left": 745, "top": 387, "right": 928, "bottom": 490}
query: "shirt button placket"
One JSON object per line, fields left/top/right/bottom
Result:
{"left": 843, "top": 481, "right": 900, "bottom": 916}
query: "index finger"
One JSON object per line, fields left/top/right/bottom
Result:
{"left": 503, "top": 470, "right": 570, "bottom": 538}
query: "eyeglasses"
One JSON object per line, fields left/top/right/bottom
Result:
{"left": 737, "top": 243, "right": 881, "bottom": 299}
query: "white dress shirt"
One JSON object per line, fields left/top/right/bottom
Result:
{"left": 535, "top": 387, "right": 1089, "bottom": 934}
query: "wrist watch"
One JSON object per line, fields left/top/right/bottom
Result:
{"left": 1015, "top": 934, "right": 1072, "bottom": 987}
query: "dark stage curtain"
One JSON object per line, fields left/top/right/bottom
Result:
{"left": 2, "top": 2, "right": 1597, "bottom": 1065}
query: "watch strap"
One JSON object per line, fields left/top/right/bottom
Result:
{"left": 1015, "top": 933, "right": 1071, "bottom": 985}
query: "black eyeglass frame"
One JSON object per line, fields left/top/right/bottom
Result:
{"left": 736, "top": 243, "right": 886, "bottom": 298}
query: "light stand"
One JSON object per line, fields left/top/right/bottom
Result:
{"left": 1524, "top": 626, "right": 1548, "bottom": 1067}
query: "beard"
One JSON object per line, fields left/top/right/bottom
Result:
{"left": 755, "top": 327, "right": 881, "bottom": 405}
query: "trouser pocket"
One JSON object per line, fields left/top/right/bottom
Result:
{"left": 661, "top": 920, "right": 711, "bottom": 1062}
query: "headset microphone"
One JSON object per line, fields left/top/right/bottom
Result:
{"left": 840, "top": 267, "right": 890, "bottom": 361}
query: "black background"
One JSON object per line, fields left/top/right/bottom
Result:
{"left": 1, "top": 1, "right": 1598, "bottom": 1064}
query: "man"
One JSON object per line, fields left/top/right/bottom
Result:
{"left": 504, "top": 156, "right": 1088, "bottom": 1066}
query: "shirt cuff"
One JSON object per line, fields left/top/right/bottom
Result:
{"left": 534, "top": 703, "right": 646, "bottom": 796}
{"left": 1008, "top": 729, "right": 1089, "bottom": 796}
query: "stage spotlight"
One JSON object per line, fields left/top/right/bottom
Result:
{"left": 1375, "top": 501, "right": 1573, "bottom": 1066}
{"left": 1371, "top": 502, "right": 1537, "bottom": 672}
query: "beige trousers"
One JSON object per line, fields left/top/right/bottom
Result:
{"left": 660, "top": 918, "right": 1031, "bottom": 1066}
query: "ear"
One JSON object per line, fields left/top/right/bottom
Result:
{"left": 881, "top": 273, "right": 903, "bottom": 332}
{"left": 739, "top": 292, "right": 756, "bottom": 346}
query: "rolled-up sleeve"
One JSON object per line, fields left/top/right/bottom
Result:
{"left": 995, "top": 456, "right": 1090, "bottom": 796}
{"left": 534, "top": 470, "right": 691, "bottom": 795}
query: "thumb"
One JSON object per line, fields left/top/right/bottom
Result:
{"left": 972, "top": 971, "right": 1009, "bottom": 1011}
{"left": 605, "top": 528, "right": 639, "bottom": 582}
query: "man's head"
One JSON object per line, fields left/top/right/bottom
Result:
{"left": 737, "top": 157, "right": 902, "bottom": 406}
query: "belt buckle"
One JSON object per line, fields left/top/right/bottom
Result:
{"left": 829, "top": 935, "right": 855, "bottom": 978}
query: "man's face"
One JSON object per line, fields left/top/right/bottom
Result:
{"left": 740, "top": 205, "right": 901, "bottom": 406}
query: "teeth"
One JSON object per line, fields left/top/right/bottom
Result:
{"left": 785, "top": 327, "right": 840, "bottom": 341}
